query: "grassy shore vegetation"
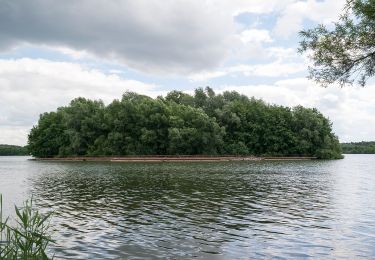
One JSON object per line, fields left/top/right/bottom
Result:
{"left": 0, "top": 145, "right": 28, "bottom": 156}
{"left": 0, "top": 195, "right": 53, "bottom": 259}
{"left": 341, "top": 142, "right": 375, "bottom": 154}
{"left": 28, "top": 88, "right": 343, "bottom": 159}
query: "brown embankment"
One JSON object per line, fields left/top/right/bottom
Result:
{"left": 262, "top": 157, "right": 317, "bottom": 161}
{"left": 31, "top": 155, "right": 317, "bottom": 162}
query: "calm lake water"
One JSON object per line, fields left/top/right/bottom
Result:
{"left": 0, "top": 155, "right": 375, "bottom": 259}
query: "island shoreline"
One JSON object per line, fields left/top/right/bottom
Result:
{"left": 30, "top": 156, "right": 317, "bottom": 162}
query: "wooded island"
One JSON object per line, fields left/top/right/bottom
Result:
{"left": 341, "top": 142, "right": 375, "bottom": 154}
{"left": 0, "top": 145, "right": 28, "bottom": 156}
{"left": 28, "top": 88, "right": 343, "bottom": 159}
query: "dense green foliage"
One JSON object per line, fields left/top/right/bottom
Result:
{"left": 299, "top": 0, "right": 375, "bottom": 87}
{"left": 341, "top": 141, "right": 375, "bottom": 154}
{"left": 28, "top": 88, "right": 343, "bottom": 159}
{"left": 0, "top": 194, "right": 53, "bottom": 259}
{"left": 0, "top": 145, "right": 28, "bottom": 156}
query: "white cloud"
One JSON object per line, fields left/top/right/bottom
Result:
{"left": 208, "top": 0, "right": 296, "bottom": 15}
{"left": 274, "top": 0, "right": 346, "bottom": 37}
{"left": 0, "top": 58, "right": 164, "bottom": 145}
{"left": 50, "top": 46, "right": 92, "bottom": 60}
{"left": 267, "top": 47, "right": 299, "bottom": 60}
{"left": 189, "top": 70, "right": 229, "bottom": 82}
{"left": 0, "top": 127, "right": 30, "bottom": 147}
{"left": 189, "top": 61, "right": 306, "bottom": 81}
{"left": 240, "top": 29, "right": 273, "bottom": 44}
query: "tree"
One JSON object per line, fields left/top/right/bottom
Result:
{"left": 28, "top": 111, "right": 68, "bottom": 157}
{"left": 341, "top": 141, "right": 375, "bottom": 153}
{"left": 60, "top": 98, "right": 106, "bottom": 156}
{"left": 0, "top": 145, "right": 28, "bottom": 156}
{"left": 167, "top": 103, "right": 224, "bottom": 154}
{"left": 299, "top": 0, "right": 375, "bottom": 87}
{"left": 165, "top": 90, "right": 194, "bottom": 107}
{"left": 28, "top": 88, "right": 343, "bottom": 159}
{"left": 194, "top": 87, "right": 207, "bottom": 108}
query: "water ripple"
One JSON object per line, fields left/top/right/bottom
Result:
{"left": 1, "top": 156, "right": 375, "bottom": 259}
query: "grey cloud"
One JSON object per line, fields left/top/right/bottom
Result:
{"left": 0, "top": 0, "right": 235, "bottom": 74}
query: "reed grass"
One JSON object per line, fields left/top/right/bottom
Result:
{"left": 0, "top": 194, "right": 54, "bottom": 259}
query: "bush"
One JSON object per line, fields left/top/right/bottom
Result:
{"left": 0, "top": 194, "right": 54, "bottom": 259}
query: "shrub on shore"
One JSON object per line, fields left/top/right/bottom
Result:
{"left": 0, "top": 194, "right": 54, "bottom": 259}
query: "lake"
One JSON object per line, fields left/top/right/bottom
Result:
{"left": 0, "top": 155, "right": 374, "bottom": 259}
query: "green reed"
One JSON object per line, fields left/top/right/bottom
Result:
{"left": 0, "top": 194, "right": 54, "bottom": 259}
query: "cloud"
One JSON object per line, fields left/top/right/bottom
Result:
{"left": 0, "top": 127, "right": 30, "bottom": 147}
{"left": 0, "top": 0, "right": 236, "bottom": 74}
{"left": 1, "top": 59, "right": 373, "bottom": 145}
{"left": 0, "top": 0, "right": 370, "bottom": 146}
{"left": 240, "top": 29, "right": 273, "bottom": 44}
{"left": 274, "top": 0, "right": 346, "bottom": 37}
{"left": 189, "top": 61, "right": 306, "bottom": 81}
{"left": 215, "top": 78, "right": 375, "bottom": 142}
{"left": 209, "top": 0, "right": 296, "bottom": 15}
{"left": 0, "top": 0, "right": 318, "bottom": 75}
{"left": 0, "top": 58, "right": 164, "bottom": 145}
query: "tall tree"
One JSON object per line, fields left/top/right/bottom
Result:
{"left": 299, "top": 0, "right": 375, "bottom": 87}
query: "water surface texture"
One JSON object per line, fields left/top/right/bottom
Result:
{"left": 0, "top": 155, "right": 374, "bottom": 259}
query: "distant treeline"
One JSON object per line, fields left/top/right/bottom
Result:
{"left": 341, "top": 142, "right": 375, "bottom": 154}
{"left": 0, "top": 144, "right": 28, "bottom": 156}
{"left": 28, "top": 87, "right": 343, "bottom": 159}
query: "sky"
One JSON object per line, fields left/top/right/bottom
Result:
{"left": 0, "top": 0, "right": 374, "bottom": 146}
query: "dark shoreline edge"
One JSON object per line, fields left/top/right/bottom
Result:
{"left": 30, "top": 156, "right": 317, "bottom": 162}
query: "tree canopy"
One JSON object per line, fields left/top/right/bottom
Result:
{"left": 341, "top": 141, "right": 375, "bottom": 153}
{"left": 299, "top": 0, "right": 375, "bottom": 87}
{"left": 28, "top": 88, "right": 343, "bottom": 159}
{"left": 0, "top": 145, "right": 28, "bottom": 156}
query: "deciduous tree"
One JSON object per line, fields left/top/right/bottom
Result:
{"left": 299, "top": 0, "right": 375, "bottom": 87}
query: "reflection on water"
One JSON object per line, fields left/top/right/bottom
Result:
{"left": 1, "top": 155, "right": 375, "bottom": 259}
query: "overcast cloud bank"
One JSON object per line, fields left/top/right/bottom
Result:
{"left": 2, "top": 0, "right": 373, "bottom": 146}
